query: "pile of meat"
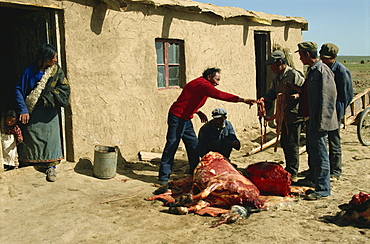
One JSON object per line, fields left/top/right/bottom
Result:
{"left": 146, "top": 152, "right": 294, "bottom": 220}
{"left": 333, "top": 192, "right": 370, "bottom": 226}
{"left": 245, "top": 161, "right": 292, "bottom": 196}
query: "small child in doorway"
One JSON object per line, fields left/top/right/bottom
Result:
{"left": 1, "top": 110, "right": 23, "bottom": 170}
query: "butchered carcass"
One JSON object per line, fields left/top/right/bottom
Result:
{"left": 332, "top": 192, "right": 370, "bottom": 226}
{"left": 245, "top": 161, "right": 292, "bottom": 196}
{"left": 146, "top": 152, "right": 264, "bottom": 216}
{"left": 190, "top": 152, "right": 264, "bottom": 209}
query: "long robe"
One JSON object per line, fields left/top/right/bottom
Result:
{"left": 14, "top": 63, "right": 70, "bottom": 163}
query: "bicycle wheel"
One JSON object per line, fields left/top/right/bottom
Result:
{"left": 357, "top": 107, "right": 370, "bottom": 146}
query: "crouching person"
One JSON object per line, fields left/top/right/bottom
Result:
{"left": 198, "top": 108, "right": 240, "bottom": 160}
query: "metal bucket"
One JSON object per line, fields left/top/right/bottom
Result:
{"left": 93, "top": 145, "right": 117, "bottom": 179}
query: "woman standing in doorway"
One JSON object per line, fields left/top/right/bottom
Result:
{"left": 15, "top": 43, "right": 70, "bottom": 182}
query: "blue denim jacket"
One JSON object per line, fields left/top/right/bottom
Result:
{"left": 331, "top": 61, "right": 354, "bottom": 121}
{"left": 198, "top": 120, "right": 239, "bottom": 157}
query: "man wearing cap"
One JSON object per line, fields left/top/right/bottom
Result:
{"left": 158, "top": 68, "right": 255, "bottom": 185}
{"left": 320, "top": 43, "right": 354, "bottom": 181}
{"left": 257, "top": 50, "right": 305, "bottom": 181}
{"left": 295, "top": 41, "right": 338, "bottom": 200}
{"left": 198, "top": 108, "right": 241, "bottom": 160}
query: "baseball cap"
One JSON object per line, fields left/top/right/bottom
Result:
{"left": 319, "top": 43, "right": 339, "bottom": 58}
{"left": 295, "top": 41, "right": 318, "bottom": 52}
{"left": 266, "top": 50, "right": 285, "bottom": 65}
{"left": 212, "top": 108, "right": 227, "bottom": 118}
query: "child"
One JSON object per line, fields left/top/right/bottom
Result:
{"left": 1, "top": 110, "right": 23, "bottom": 170}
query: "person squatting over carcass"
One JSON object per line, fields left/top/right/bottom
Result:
{"left": 158, "top": 67, "right": 256, "bottom": 186}
{"left": 197, "top": 107, "right": 241, "bottom": 161}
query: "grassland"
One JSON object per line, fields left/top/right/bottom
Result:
{"left": 337, "top": 56, "right": 370, "bottom": 94}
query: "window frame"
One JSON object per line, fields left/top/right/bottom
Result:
{"left": 155, "top": 38, "right": 185, "bottom": 89}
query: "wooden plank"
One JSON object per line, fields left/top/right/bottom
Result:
{"left": 246, "top": 138, "right": 307, "bottom": 156}
{"left": 246, "top": 137, "right": 278, "bottom": 156}
{"left": 344, "top": 88, "right": 370, "bottom": 126}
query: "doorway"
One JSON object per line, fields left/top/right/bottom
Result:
{"left": 254, "top": 31, "right": 271, "bottom": 99}
{"left": 0, "top": 3, "right": 71, "bottom": 160}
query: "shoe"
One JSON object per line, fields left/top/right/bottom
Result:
{"left": 153, "top": 185, "right": 169, "bottom": 195}
{"left": 293, "top": 178, "right": 315, "bottom": 187}
{"left": 330, "top": 176, "right": 339, "bottom": 182}
{"left": 305, "top": 189, "right": 315, "bottom": 195}
{"left": 46, "top": 167, "right": 57, "bottom": 182}
{"left": 304, "top": 192, "right": 326, "bottom": 201}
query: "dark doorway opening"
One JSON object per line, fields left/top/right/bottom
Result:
{"left": 0, "top": 3, "right": 72, "bottom": 160}
{"left": 254, "top": 31, "right": 271, "bottom": 99}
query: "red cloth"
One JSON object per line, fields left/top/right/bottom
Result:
{"left": 169, "top": 77, "right": 239, "bottom": 120}
{"left": 3, "top": 124, "right": 23, "bottom": 144}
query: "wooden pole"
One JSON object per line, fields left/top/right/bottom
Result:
{"left": 246, "top": 137, "right": 278, "bottom": 156}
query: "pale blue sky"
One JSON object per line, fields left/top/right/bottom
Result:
{"left": 195, "top": 0, "right": 370, "bottom": 56}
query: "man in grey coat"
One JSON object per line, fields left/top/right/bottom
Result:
{"left": 296, "top": 41, "right": 338, "bottom": 200}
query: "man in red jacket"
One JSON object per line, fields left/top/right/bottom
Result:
{"left": 158, "top": 67, "right": 255, "bottom": 185}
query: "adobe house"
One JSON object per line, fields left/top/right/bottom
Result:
{"left": 0, "top": 0, "right": 308, "bottom": 163}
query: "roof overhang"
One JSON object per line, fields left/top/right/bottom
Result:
{"left": 102, "top": 0, "right": 308, "bottom": 31}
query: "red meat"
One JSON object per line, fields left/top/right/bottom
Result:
{"left": 245, "top": 161, "right": 292, "bottom": 196}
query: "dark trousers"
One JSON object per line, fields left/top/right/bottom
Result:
{"left": 159, "top": 113, "right": 199, "bottom": 182}
{"left": 328, "top": 128, "right": 342, "bottom": 177}
{"left": 281, "top": 121, "right": 302, "bottom": 177}
{"left": 205, "top": 139, "right": 233, "bottom": 159}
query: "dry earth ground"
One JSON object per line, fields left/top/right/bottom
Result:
{"left": 1, "top": 124, "right": 370, "bottom": 244}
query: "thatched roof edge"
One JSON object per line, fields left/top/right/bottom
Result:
{"left": 124, "top": 0, "right": 308, "bottom": 30}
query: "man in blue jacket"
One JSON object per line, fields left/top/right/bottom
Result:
{"left": 198, "top": 108, "right": 240, "bottom": 160}
{"left": 319, "top": 43, "right": 354, "bottom": 181}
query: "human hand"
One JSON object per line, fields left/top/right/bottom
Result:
{"left": 196, "top": 111, "right": 208, "bottom": 123}
{"left": 244, "top": 98, "right": 257, "bottom": 105}
{"left": 19, "top": 113, "right": 30, "bottom": 124}
{"left": 232, "top": 140, "right": 240, "bottom": 150}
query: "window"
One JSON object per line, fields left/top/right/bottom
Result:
{"left": 155, "top": 39, "right": 184, "bottom": 88}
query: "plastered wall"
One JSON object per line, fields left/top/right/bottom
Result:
{"left": 1, "top": 0, "right": 305, "bottom": 162}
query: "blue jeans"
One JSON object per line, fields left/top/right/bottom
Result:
{"left": 307, "top": 126, "right": 331, "bottom": 197}
{"left": 158, "top": 112, "right": 199, "bottom": 182}
{"left": 328, "top": 128, "right": 342, "bottom": 177}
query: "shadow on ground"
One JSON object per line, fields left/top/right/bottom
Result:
{"left": 74, "top": 147, "right": 190, "bottom": 185}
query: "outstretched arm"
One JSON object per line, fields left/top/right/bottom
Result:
{"left": 238, "top": 97, "right": 257, "bottom": 105}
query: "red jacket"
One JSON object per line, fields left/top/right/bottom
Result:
{"left": 169, "top": 77, "right": 239, "bottom": 120}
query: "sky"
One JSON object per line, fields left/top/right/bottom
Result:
{"left": 195, "top": 0, "right": 370, "bottom": 56}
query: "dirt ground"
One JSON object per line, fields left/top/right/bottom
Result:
{"left": 1, "top": 123, "right": 369, "bottom": 244}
